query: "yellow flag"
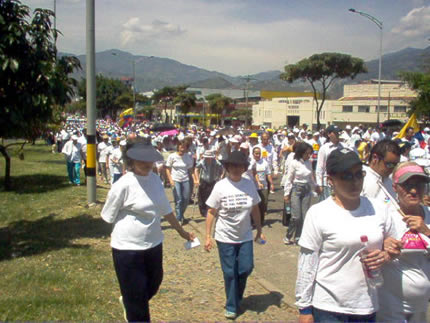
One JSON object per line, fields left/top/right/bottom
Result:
{"left": 119, "top": 108, "right": 134, "bottom": 119}
{"left": 394, "top": 113, "right": 419, "bottom": 139}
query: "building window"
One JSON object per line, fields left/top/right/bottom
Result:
{"left": 358, "top": 105, "right": 370, "bottom": 113}
{"left": 378, "top": 106, "right": 388, "bottom": 112}
{"left": 394, "top": 106, "right": 407, "bottom": 113}
{"left": 342, "top": 105, "right": 353, "bottom": 113}
{"left": 288, "top": 105, "right": 299, "bottom": 109}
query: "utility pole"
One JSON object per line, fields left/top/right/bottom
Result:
{"left": 86, "top": 0, "right": 96, "bottom": 205}
{"left": 241, "top": 75, "right": 257, "bottom": 128}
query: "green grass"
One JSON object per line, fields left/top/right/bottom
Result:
{"left": 0, "top": 141, "right": 121, "bottom": 321}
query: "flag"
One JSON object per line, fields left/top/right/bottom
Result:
{"left": 394, "top": 113, "right": 420, "bottom": 139}
{"left": 118, "top": 108, "right": 134, "bottom": 128}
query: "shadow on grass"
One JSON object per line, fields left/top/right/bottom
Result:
{"left": 0, "top": 213, "right": 110, "bottom": 261}
{"left": 240, "top": 291, "right": 284, "bottom": 315}
{"left": 0, "top": 174, "right": 69, "bottom": 194}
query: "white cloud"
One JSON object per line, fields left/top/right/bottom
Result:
{"left": 120, "top": 18, "right": 186, "bottom": 46}
{"left": 391, "top": 6, "right": 430, "bottom": 37}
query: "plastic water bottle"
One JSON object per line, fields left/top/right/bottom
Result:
{"left": 256, "top": 238, "right": 266, "bottom": 245}
{"left": 360, "top": 235, "right": 384, "bottom": 288}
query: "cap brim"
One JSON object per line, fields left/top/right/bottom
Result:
{"left": 126, "top": 147, "right": 163, "bottom": 162}
{"left": 397, "top": 172, "right": 430, "bottom": 184}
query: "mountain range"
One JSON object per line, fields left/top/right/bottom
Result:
{"left": 65, "top": 46, "right": 430, "bottom": 99}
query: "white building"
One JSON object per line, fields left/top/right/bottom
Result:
{"left": 252, "top": 97, "right": 333, "bottom": 129}
{"left": 252, "top": 80, "right": 417, "bottom": 129}
{"left": 330, "top": 80, "right": 416, "bottom": 127}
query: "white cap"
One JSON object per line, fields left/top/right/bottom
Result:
{"left": 119, "top": 140, "right": 127, "bottom": 146}
{"left": 313, "top": 132, "right": 320, "bottom": 136}
{"left": 424, "top": 127, "right": 430, "bottom": 132}
{"left": 345, "top": 125, "right": 352, "bottom": 130}
{"left": 71, "top": 135, "right": 78, "bottom": 140}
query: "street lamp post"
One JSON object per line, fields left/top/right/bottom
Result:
{"left": 112, "top": 53, "right": 138, "bottom": 119}
{"left": 349, "top": 8, "right": 383, "bottom": 126}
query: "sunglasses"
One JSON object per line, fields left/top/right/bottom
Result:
{"left": 383, "top": 160, "right": 398, "bottom": 169}
{"left": 399, "top": 181, "right": 427, "bottom": 192}
{"left": 375, "top": 155, "right": 398, "bottom": 169}
{"left": 337, "top": 170, "right": 366, "bottom": 181}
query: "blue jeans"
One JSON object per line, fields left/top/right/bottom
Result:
{"left": 173, "top": 180, "right": 191, "bottom": 221}
{"left": 286, "top": 183, "right": 311, "bottom": 241}
{"left": 217, "top": 240, "right": 254, "bottom": 314}
{"left": 313, "top": 307, "right": 376, "bottom": 322}
{"left": 67, "top": 161, "right": 81, "bottom": 184}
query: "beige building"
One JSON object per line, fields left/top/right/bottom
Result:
{"left": 330, "top": 80, "right": 416, "bottom": 127}
{"left": 252, "top": 80, "right": 417, "bottom": 129}
{"left": 252, "top": 96, "right": 333, "bottom": 129}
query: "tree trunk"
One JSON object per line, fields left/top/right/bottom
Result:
{"left": 0, "top": 145, "right": 11, "bottom": 191}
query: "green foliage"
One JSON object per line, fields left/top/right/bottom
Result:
{"left": 281, "top": 52, "right": 367, "bottom": 129}
{"left": 400, "top": 72, "right": 430, "bottom": 120}
{"left": 205, "top": 93, "right": 232, "bottom": 114}
{"left": 174, "top": 91, "right": 196, "bottom": 115}
{"left": 0, "top": 0, "right": 81, "bottom": 140}
{"left": 77, "top": 75, "right": 131, "bottom": 118}
{"left": 231, "top": 108, "right": 252, "bottom": 121}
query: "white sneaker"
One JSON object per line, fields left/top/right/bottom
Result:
{"left": 119, "top": 296, "right": 127, "bottom": 321}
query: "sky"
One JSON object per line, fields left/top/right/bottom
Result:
{"left": 24, "top": 0, "right": 430, "bottom": 76}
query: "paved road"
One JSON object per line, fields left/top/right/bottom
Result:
{"left": 150, "top": 178, "right": 299, "bottom": 321}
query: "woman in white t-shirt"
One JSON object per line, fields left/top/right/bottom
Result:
{"left": 283, "top": 142, "right": 316, "bottom": 245}
{"left": 165, "top": 140, "right": 194, "bottom": 224}
{"left": 101, "top": 141, "right": 194, "bottom": 322}
{"left": 296, "top": 148, "right": 395, "bottom": 323}
{"left": 250, "top": 146, "right": 274, "bottom": 226}
{"left": 204, "top": 151, "right": 264, "bottom": 320}
{"left": 378, "top": 162, "right": 430, "bottom": 322}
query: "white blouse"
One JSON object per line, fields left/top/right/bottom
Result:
{"left": 284, "top": 158, "right": 315, "bottom": 196}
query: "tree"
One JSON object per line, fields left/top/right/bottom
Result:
{"left": 205, "top": 93, "right": 232, "bottom": 126}
{"left": 77, "top": 75, "right": 131, "bottom": 118}
{"left": 174, "top": 91, "right": 196, "bottom": 115}
{"left": 280, "top": 53, "right": 367, "bottom": 129}
{"left": 0, "top": 1, "right": 81, "bottom": 190}
{"left": 400, "top": 72, "right": 430, "bottom": 121}
{"left": 152, "top": 85, "right": 188, "bottom": 123}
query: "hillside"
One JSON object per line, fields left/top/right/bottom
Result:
{"left": 64, "top": 46, "right": 430, "bottom": 97}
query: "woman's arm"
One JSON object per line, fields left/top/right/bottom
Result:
{"left": 165, "top": 167, "right": 174, "bottom": 187}
{"left": 284, "top": 161, "right": 296, "bottom": 201}
{"left": 296, "top": 247, "right": 319, "bottom": 323}
{"left": 251, "top": 205, "right": 263, "bottom": 241}
{"left": 164, "top": 212, "right": 195, "bottom": 241}
{"left": 205, "top": 208, "right": 217, "bottom": 252}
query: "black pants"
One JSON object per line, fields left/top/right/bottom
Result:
{"left": 112, "top": 244, "right": 163, "bottom": 322}
{"left": 198, "top": 180, "right": 216, "bottom": 217}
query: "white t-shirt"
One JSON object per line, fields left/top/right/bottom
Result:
{"left": 108, "top": 147, "right": 123, "bottom": 174}
{"left": 378, "top": 205, "right": 430, "bottom": 318}
{"left": 98, "top": 142, "right": 112, "bottom": 163}
{"left": 299, "top": 196, "right": 395, "bottom": 315}
{"left": 250, "top": 158, "right": 271, "bottom": 190}
{"left": 101, "top": 171, "right": 173, "bottom": 250}
{"left": 166, "top": 152, "right": 194, "bottom": 182}
{"left": 206, "top": 177, "right": 261, "bottom": 243}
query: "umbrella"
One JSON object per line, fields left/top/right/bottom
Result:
{"left": 382, "top": 119, "right": 403, "bottom": 128}
{"left": 160, "top": 129, "right": 179, "bottom": 136}
{"left": 151, "top": 123, "right": 177, "bottom": 132}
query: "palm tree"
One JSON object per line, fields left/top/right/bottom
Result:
{"left": 205, "top": 93, "right": 232, "bottom": 126}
